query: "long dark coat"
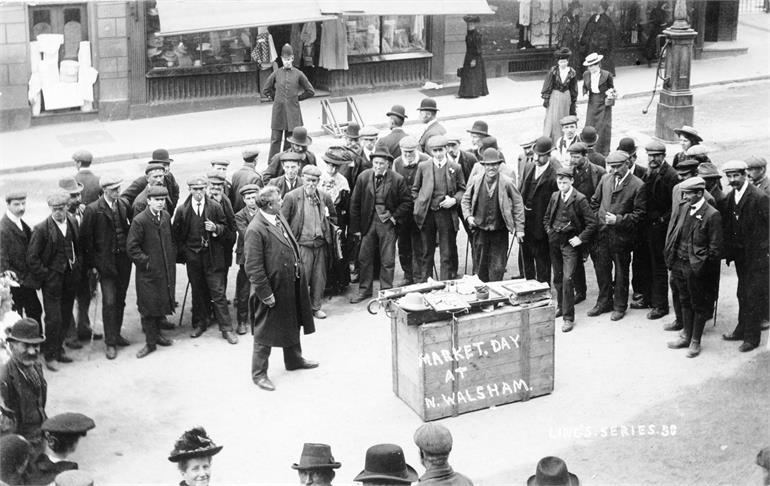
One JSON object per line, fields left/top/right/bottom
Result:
{"left": 230, "top": 165, "right": 263, "bottom": 213}
{"left": 244, "top": 212, "right": 315, "bottom": 347}
{"left": 337, "top": 150, "right": 372, "bottom": 192}
{"left": 378, "top": 128, "right": 408, "bottom": 159}
{"left": 122, "top": 172, "right": 180, "bottom": 210}
{"left": 172, "top": 196, "right": 229, "bottom": 270}
{"left": 411, "top": 159, "right": 466, "bottom": 231}
{"left": 126, "top": 208, "right": 176, "bottom": 317}
{"left": 457, "top": 29, "right": 488, "bottom": 98}
{"left": 234, "top": 207, "right": 256, "bottom": 266}
{"left": 583, "top": 69, "right": 614, "bottom": 156}
{"left": 75, "top": 169, "right": 101, "bottom": 205}
{"left": 263, "top": 150, "right": 317, "bottom": 183}
{"left": 80, "top": 196, "right": 133, "bottom": 278}
{"left": 664, "top": 200, "right": 723, "bottom": 276}
{"left": 556, "top": 12, "right": 582, "bottom": 71}
{"left": 349, "top": 169, "right": 412, "bottom": 236}
{"left": 590, "top": 173, "right": 647, "bottom": 248}
{"left": 518, "top": 158, "right": 560, "bottom": 241}
{"left": 261, "top": 66, "right": 315, "bottom": 131}
{"left": 216, "top": 195, "right": 237, "bottom": 268}
{"left": 0, "top": 215, "right": 36, "bottom": 288}
{"left": 580, "top": 12, "right": 616, "bottom": 74}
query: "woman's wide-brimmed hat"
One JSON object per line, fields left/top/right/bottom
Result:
{"left": 554, "top": 47, "right": 572, "bottom": 60}
{"left": 168, "top": 427, "right": 223, "bottom": 463}
{"left": 291, "top": 443, "right": 342, "bottom": 470}
{"left": 354, "top": 444, "right": 418, "bottom": 485}
{"left": 673, "top": 125, "right": 702, "bottom": 143}
{"left": 527, "top": 456, "right": 580, "bottom": 486}
{"left": 463, "top": 15, "right": 481, "bottom": 23}
{"left": 582, "top": 52, "right": 603, "bottom": 66}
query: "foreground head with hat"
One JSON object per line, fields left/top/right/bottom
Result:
{"left": 746, "top": 155, "right": 769, "bottom": 187}
{"left": 241, "top": 145, "right": 260, "bottom": 163}
{"left": 169, "top": 426, "right": 222, "bottom": 486}
{"left": 4, "top": 317, "right": 45, "bottom": 368}
{"left": 42, "top": 412, "right": 95, "bottom": 461}
{"left": 288, "top": 126, "right": 312, "bottom": 149}
{"left": 675, "top": 158, "right": 700, "bottom": 178}
{"left": 291, "top": 443, "right": 340, "bottom": 486}
{"left": 606, "top": 150, "right": 631, "bottom": 181}
{"left": 528, "top": 456, "right": 580, "bottom": 486}
{"left": 583, "top": 52, "right": 603, "bottom": 67}
{"left": 5, "top": 191, "right": 27, "bottom": 222}
{"left": 417, "top": 98, "right": 439, "bottom": 126}
{"left": 386, "top": 105, "right": 407, "bottom": 129}
{"left": 413, "top": 423, "right": 473, "bottom": 485}
{"left": 151, "top": 148, "right": 173, "bottom": 165}
{"left": 674, "top": 125, "right": 702, "bottom": 147}
{"left": 533, "top": 136, "right": 554, "bottom": 165}
{"left": 0, "top": 434, "right": 32, "bottom": 484}
{"left": 645, "top": 140, "right": 667, "bottom": 170}
{"left": 354, "top": 444, "right": 418, "bottom": 485}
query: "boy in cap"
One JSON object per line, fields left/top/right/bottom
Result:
{"left": 291, "top": 443, "right": 341, "bottom": 486}
{"left": 663, "top": 177, "right": 722, "bottom": 358}
{"left": 360, "top": 126, "right": 380, "bottom": 162}
{"left": 210, "top": 159, "right": 233, "bottom": 200}
{"left": 543, "top": 166, "right": 598, "bottom": 331}
{"left": 230, "top": 146, "right": 263, "bottom": 213}
{"left": 553, "top": 115, "right": 579, "bottom": 167}
{"left": 0, "top": 318, "right": 47, "bottom": 459}
{"left": 72, "top": 150, "right": 100, "bottom": 205}
{"left": 126, "top": 185, "right": 177, "bottom": 358}
{"left": 132, "top": 163, "right": 171, "bottom": 214}
{"left": 80, "top": 175, "right": 133, "bottom": 359}
{"left": 27, "top": 192, "right": 82, "bottom": 370}
{"left": 122, "top": 148, "right": 180, "bottom": 210}
{"left": 262, "top": 126, "right": 317, "bottom": 185}
{"left": 412, "top": 135, "right": 466, "bottom": 281}
{"left": 1, "top": 191, "right": 42, "bottom": 323}
{"left": 263, "top": 44, "right": 315, "bottom": 160}
{"left": 30, "top": 412, "right": 95, "bottom": 484}
{"left": 393, "top": 136, "right": 429, "bottom": 285}
{"left": 413, "top": 423, "right": 473, "bottom": 486}
{"left": 721, "top": 160, "right": 770, "bottom": 353}
{"left": 380, "top": 105, "right": 409, "bottom": 159}
{"left": 417, "top": 99, "right": 447, "bottom": 153}
{"left": 234, "top": 184, "right": 261, "bottom": 335}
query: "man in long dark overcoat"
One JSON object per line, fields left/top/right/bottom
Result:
{"left": 262, "top": 44, "right": 315, "bottom": 160}
{"left": 126, "top": 185, "right": 176, "bottom": 359}
{"left": 1, "top": 192, "right": 42, "bottom": 322}
{"left": 244, "top": 186, "right": 317, "bottom": 392}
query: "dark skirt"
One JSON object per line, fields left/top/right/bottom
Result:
{"left": 458, "top": 59, "right": 489, "bottom": 98}
{"left": 586, "top": 93, "right": 612, "bottom": 156}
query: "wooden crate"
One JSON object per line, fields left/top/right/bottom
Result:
{"left": 391, "top": 304, "right": 555, "bottom": 421}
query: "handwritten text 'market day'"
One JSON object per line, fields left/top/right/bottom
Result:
{"left": 418, "top": 334, "right": 521, "bottom": 367}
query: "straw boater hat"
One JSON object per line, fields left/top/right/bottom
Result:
{"left": 168, "top": 427, "right": 223, "bottom": 463}
{"left": 582, "top": 52, "right": 603, "bottom": 66}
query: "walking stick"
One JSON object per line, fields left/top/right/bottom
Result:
{"left": 178, "top": 281, "right": 191, "bottom": 327}
{"left": 87, "top": 290, "right": 99, "bottom": 361}
{"left": 464, "top": 238, "right": 470, "bottom": 275}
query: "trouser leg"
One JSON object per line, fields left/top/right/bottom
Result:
{"left": 611, "top": 243, "right": 632, "bottom": 312}
{"left": 573, "top": 253, "right": 587, "bottom": 296}
{"left": 471, "top": 230, "right": 487, "bottom": 281}
{"left": 251, "top": 342, "right": 272, "bottom": 380}
{"left": 648, "top": 223, "right": 669, "bottom": 310}
{"left": 561, "top": 243, "right": 578, "bottom": 321}
{"left": 358, "top": 224, "right": 379, "bottom": 296}
{"left": 186, "top": 252, "right": 208, "bottom": 328}
{"left": 533, "top": 237, "right": 551, "bottom": 284}
{"left": 590, "top": 231, "right": 613, "bottom": 309}
{"left": 731, "top": 257, "right": 748, "bottom": 339}
{"left": 670, "top": 260, "right": 692, "bottom": 341}
{"left": 10, "top": 287, "right": 42, "bottom": 323}
{"left": 520, "top": 238, "right": 536, "bottom": 280}
{"left": 549, "top": 240, "right": 564, "bottom": 310}
{"left": 236, "top": 265, "right": 250, "bottom": 324}
{"left": 435, "top": 209, "right": 458, "bottom": 280}
{"left": 377, "top": 220, "right": 397, "bottom": 290}
{"left": 75, "top": 269, "right": 95, "bottom": 333}
{"left": 115, "top": 254, "right": 132, "bottom": 331}
{"left": 397, "top": 221, "right": 414, "bottom": 283}
{"left": 42, "top": 274, "right": 64, "bottom": 360}
{"left": 631, "top": 232, "right": 651, "bottom": 301}
{"left": 299, "top": 245, "right": 327, "bottom": 311}
{"left": 486, "top": 230, "right": 509, "bottom": 282}
{"left": 100, "top": 276, "right": 119, "bottom": 346}
{"left": 283, "top": 343, "right": 303, "bottom": 369}
{"left": 204, "top": 263, "right": 233, "bottom": 332}
{"left": 420, "top": 211, "right": 438, "bottom": 282}
{"left": 140, "top": 315, "right": 160, "bottom": 347}
{"left": 269, "top": 129, "right": 288, "bottom": 160}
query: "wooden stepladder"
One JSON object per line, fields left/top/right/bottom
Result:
{"left": 321, "top": 96, "right": 364, "bottom": 138}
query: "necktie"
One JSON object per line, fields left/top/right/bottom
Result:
{"left": 615, "top": 179, "right": 621, "bottom": 190}
{"left": 375, "top": 175, "right": 383, "bottom": 189}
{"left": 196, "top": 203, "right": 202, "bottom": 217}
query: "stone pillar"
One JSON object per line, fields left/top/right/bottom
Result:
{"left": 655, "top": 0, "right": 698, "bottom": 142}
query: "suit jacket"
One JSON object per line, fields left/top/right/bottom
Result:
{"left": 590, "top": 172, "right": 647, "bottom": 244}
{"left": 172, "top": 196, "right": 229, "bottom": 270}
{"left": 378, "top": 127, "right": 408, "bottom": 159}
{"left": 230, "top": 164, "right": 263, "bottom": 213}
{"left": 281, "top": 188, "right": 337, "bottom": 250}
{"left": 262, "top": 150, "right": 316, "bottom": 183}
{"left": 75, "top": 169, "right": 101, "bottom": 205}
{"left": 338, "top": 150, "right": 372, "bottom": 191}
{"left": 122, "top": 173, "right": 180, "bottom": 210}
{"left": 518, "top": 158, "right": 560, "bottom": 240}
{"left": 461, "top": 173, "right": 525, "bottom": 235}
{"left": 418, "top": 120, "right": 447, "bottom": 153}
{"left": 349, "top": 169, "right": 412, "bottom": 236}
{"left": 644, "top": 161, "right": 679, "bottom": 225}
{"left": 268, "top": 176, "right": 304, "bottom": 198}
{"left": 543, "top": 189, "right": 599, "bottom": 245}
{"left": 664, "top": 200, "right": 723, "bottom": 275}
{"left": 26, "top": 215, "right": 81, "bottom": 289}
{"left": 632, "top": 162, "right": 646, "bottom": 181}
{"left": 393, "top": 153, "right": 430, "bottom": 192}
{"left": 723, "top": 182, "right": 770, "bottom": 262}
{"left": 668, "top": 183, "right": 716, "bottom": 235}
{"left": 411, "top": 159, "right": 466, "bottom": 230}
{"left": 126, "top": 208, "right": 176, "bottom": 316}
{"left": 586, "top": 149, "right": 606, "bottom": 168}
{"left": 755, "top": 176, "right": 770, "bottom": 196}
{"left": 452, "top": 150, "right": 479, "bottom": 182}
{"left": 79, "top": 196, "right": 133, "bottom": 278}
{"left": 234, "top": 206, "right": 257, "bottom": 265}
{"left": 0, "top": 215, "right": 35, "bottom": 288}
{"left": 215, "top": 195, "right": 237, "bottom": 267}
{"left": 262, "top": 66, "right": 315, "bottom": 130}
{"left": 571, "top": 159, "right": 606, "bottom": 202}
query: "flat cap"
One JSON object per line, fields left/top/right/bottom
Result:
{"left": 676, "top": 159, "right": 700, "bottom": 172}
{"left": 187, "top": 176, "right": 208, "bottom": 189}
{"left": 360, "top": 126, "right": 379, "bottom": 138}
{"left": 556, "top": 167, "right": 574, "bottom": 178}
{"left": 72, "top": 149, "right": 92, "bottom": 163}
{"left": 147, "top": 185, "right": 168, "bottom": 198}
{"left": 210, "top": 159, "right": 231, "bottom": 167}
{"left": 427, "top": 135, "right": 448, "bottom": 149}
{"left": 323, "top": 146, "right": 355, "bottom": 166}
{"left": 242, "top": 146, "right": 260, "bottom": 161}
{"left": 145, "top": 162, "right": 166, "bottom": 174}
{"left": 301, "top": 165, "right": 322, "bottom": 177}
{"left": 239, "top": 183, "right": 260, "bottom": 196}
{"left": 697, "top": 162, "right": 721, "bottom": 179}
{"left": 685, "top": 144, "right": 709, "bottom": 156}
{"left": 206, "top": 170, "right": 226, "bottom": 184}
{"left": 559, "top": 115, "right": 579, "bottom": 126}
{"left": 54, "top": 470, "right": 94, "bottom": 486}
{"left": 445, "top": 133, "right": 462, "bottom": 144}
{"left": 567, "top": 142, "right": 588, "bottom": 154}
{"left": 5, "top": 191, "right": 27, "bottom": 203}
{"left": 645, "top": 140, "right": 666, "bottom": 155}
{"left": 399, "top": 136, "right": 418, "bottom": 150}
{"left": 99, "top": 174, "right": 122, "bottom": 189}
{"left": 606, "top": 150, "right": 630, "bottom": 166}
{"left": 280, "top": 152, "right": 304, "bottom": 163}
{"left": 47, "top": 191, "right": 70, "bottom": 207}
{"left": 746, "top": 155, "right": 767, "bottom": 169}
{"left": 414, "top": 423, "right": 452, "bottom": 455}
{"left": 59, "top": 176, "right": 84, "bottom": 194}
{"left": 42, "top": 413, "right": 95, "bottom": 434}
{"left": 722, "top": 159, "right": 748, "bottom": 173}
{"left": 679, "top": 176, "right": 706, "bottom": 191}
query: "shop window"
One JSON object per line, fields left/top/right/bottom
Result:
{"left": 345, "top": 15, "right": 426, "bottom": 56}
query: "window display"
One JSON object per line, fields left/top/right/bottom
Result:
{"left": 345, "top": 15, "right": 426, "bottom": 56}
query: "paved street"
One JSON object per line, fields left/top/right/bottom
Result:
{"left": 1, "top": 80, "right": 769, "bottom": 485}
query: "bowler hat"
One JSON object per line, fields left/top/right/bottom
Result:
{"left": 417, "top": 98, "right": 439, "bottom": 112}
{"left": 72, "top": 149, "right": 92, "bottom": 163}
{"left": 99, "top": 174, "right": 122, "bottom": 189}
{"left": 291, "top": 443, "right": 341, "bottom": 470}
{"left": 42, "top": 413, "right": 95, "bottom": 434}
{"left": 675, "top": 159, "right": 699, "bottom": 172}
{"left": 344, "top": 123, "right": 361, "bottom": 139}
{"left": 533, "top": 136, "right": 554, "bottom": 155}
{"left": 206, "top": 170, "right": 226, "bottom": 184}
{"left": 210, "top": 159, "right": 231, "bottom": 167}
{"left": 397, "top": 293, "right": 428, "bottom": 311}
{"left": 371, "top": 146, "right": 394, "bottom": 162}
{"left": 47, "top": 191, "right": 70, "bottom": 208}
{"left": 697, "top": 162, "right": 721, "bottom": 179}
{"left": 353, "top": 444, "right": 418, "bottom": 484}
{"left": 467, "top": 120, "right": 489, "bottom": 136}
{"left": 554, "top": 47, "right": 571, "bottom": 60}
{"left": 242, "top": 146, "right": 260, "bottom": 161}
{"left": 463, "top": 15, "right": 481, "bottom": 23}
{"left": 5, "top": 191, "right": 27, "bottom": 203}
{"left": 301, "top": 165, "right": 322, "bottom": 178}
{"left": 187, "top": 177, "right": 208, "bottom": 189}
{"left": 527, "top": 456, "right": 580, "bottom": 486}
{"left": 605, "top": 150, "right": 630, "bottom": 166}
{"left": 673, "top": 125, "right": 702, "bottom": 143}
{"left": 722, "top": 159, "right": 748, "bottom": 173}
{"left": 645, "top": 140, "right": 666, "bottom": 155}
{"left": 567, "top": 142, "right": 588, "bottom": 154}
{"left": 58, "top": 177, "right": 84, "bottom": 194}
{"left": 54, "top": 470, "right": 93, "bottom": 486}
{"left": 239, "top": 184, "right": 260, "bottom": 196}
{"left": 428, "top": 135, "right": 449, "bottom": 149}
{"left": 281, "top": 43, "right": 294, "bottom": 58}
{"left": 386, "top": 105, "right": 408, "bottom": 119}
{"left": 322, "top": 146, "right": 354, "bottom": 166}
{"left": 679, "top": 176, "right": 706, "bottom": 192}
{"left": 288, "top": 127, "right": 313, "bottom": 146}
{"left": 579, "top": 126, "right": 598, "bottom": 146}
{"left": 147, "top": 185, "right": 169, "bottom": 199}
{"left": 746, "top": 155, "right": 767, "bottom": 169}
{"left": 145, "top": 162, "right": 166, "bottom": 175}
{"left": 414, "top": 423, "right": 453, "bottom": 455}
{"left": 556, "top": 167, "right": 574, "bottom": 178}
{"left": 479, "top": 148, "right": 503, "bottom": 165}
{"left": 168, "top": 427, "right": 223, "bottom": 463}
{"left": 150, "top": 148, "right": 173, "bottom": 164}
{"left": 616, "top": 137, "right": 637, "bottom": 156}
{"left": 480, "top": 136, "right": 499, "bottom": 151}
{"left": 582, "top": 52, "right": 603, "bottom": 66}
{"left": 5, "top": 318, "right": 45, "bottom": 344}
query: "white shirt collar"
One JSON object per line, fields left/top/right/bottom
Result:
{"left": 260, "top": 209, "right": 277, "bottom": 225}
{"left": 433, "top": 157, "right": 446, "bottom": 169}
{"left": 561, "top": 188, "right": 573, "bottom": 201}
{"left": 54, "top": 217, "right": 67, "bottom": 236}
{"left": 615, "top": 170, "right": 630, "bottom": 186}
{"left": 689, "top": 197, "right": 705, "bottom": 214}
{"left": 6, "top": 211, "right": 22, "bottom": 230}
{"left": 734, "top": 179, "right": 749, "bottom": 203}
{"left": 534, "top": 161, "right": 549, "bottom": 178}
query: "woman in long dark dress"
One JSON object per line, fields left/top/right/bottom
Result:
{"left": 542, "top": 47, "right": 578, "bottom": 142}
{"left": 582, "top": 52, "right": 615, "bottom": 156}
{"left": 580, "top": 1, "right": 616, "bottom": 75}
{"left": 458, "top": 15, "right": 489, "bottom": 99}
